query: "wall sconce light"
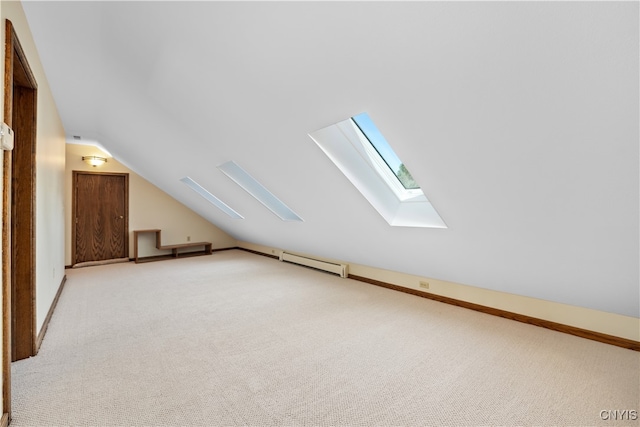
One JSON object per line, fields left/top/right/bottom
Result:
{"left": 82, "top": 156, "right": 107, "bottom": 167}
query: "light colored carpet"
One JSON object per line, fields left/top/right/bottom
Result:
{"left": 11, "top": 250, "right": 640, "bottom": 426}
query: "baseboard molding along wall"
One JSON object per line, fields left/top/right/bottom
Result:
{"left": 237, "top": 241, "right": 639, "bottom": 350}
{"left": 36, "top": 275, "right": 67, "bottom": 353}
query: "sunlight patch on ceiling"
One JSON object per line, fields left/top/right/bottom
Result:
{"left": 217, "top": 161, "right": 303, "bottom": 222}
{"left": 309, "top": 114, "right": 446, "bottom": 228}
{"left": 180, "top": 176, "right": 244, "bottom": 219}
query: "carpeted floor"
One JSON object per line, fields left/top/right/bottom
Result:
{"left": 11, "top": 250, "right": 640, "bottom": 426}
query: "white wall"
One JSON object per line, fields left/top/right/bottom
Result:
{"left": 22, "top": 1, "right": 634, "bottom": 319}
{"left": 17, "top": 2, "right": 639, "bottom": 336}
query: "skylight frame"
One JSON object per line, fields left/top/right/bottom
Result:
{"left": 180, "top": 176, "right": 244, "bottom": 219}
{"left": 309, "top": 114, "right": 447, "bottom": 228}
{"left": 217, "top": 160, "right": 303, "bottom": 222}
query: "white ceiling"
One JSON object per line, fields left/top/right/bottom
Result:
{"left": 22, "top": 1, "right": 639, "bottom": 317}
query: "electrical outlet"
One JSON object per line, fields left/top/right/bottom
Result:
{"left": 419, "top": 281, "right": 430, "bottom": 290}
{"left": 187, "top": 236, "right": 191, "bottom": 242}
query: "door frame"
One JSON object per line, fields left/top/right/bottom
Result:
{"left": 72, "top": 171, "right": 129, "bottom": 265}
{"left": 2, "top": 18, "right": 38, "bottom": 418}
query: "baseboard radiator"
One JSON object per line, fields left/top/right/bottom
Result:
{"left": 279, "top": 252, "right": 348, "bottom": 278}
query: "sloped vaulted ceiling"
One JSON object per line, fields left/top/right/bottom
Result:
{"left": 22, "top": 2, "right": 639, "bottom": 318}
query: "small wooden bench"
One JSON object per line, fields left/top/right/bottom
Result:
{"left": 133, "top": 229, "right": 212, "bottom": 263}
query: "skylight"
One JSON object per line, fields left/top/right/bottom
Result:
{"left": 217, "top": 161, "right": 303, "bottom": 222}
{"left": 180, "top": 177, "right": 244, "bottom": 219}
{"left": 309, "top": 114, "right": 446, "bottom": 228}
{"left": 351, "top": 112, "right": 419, "bottom": 190}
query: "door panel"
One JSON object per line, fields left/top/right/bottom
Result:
{"left": 11, "top": 84, "right": 37, "bottom": 362}
{"left": 74, "top": 173, "right": 128, "bottom": 264}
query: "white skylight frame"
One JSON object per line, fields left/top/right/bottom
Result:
{"left": 217, "top": 160, "right": 303, "bottom": 222}
{"left": 180, "top": 176, "right": 244, "bottom": 219}
{"left": 309, "top": 115, "right": 447, "bottom": 228}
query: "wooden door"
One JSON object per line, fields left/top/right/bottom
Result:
{"left": 3, "top": 19, "right": 39, "bottom": 417}
{"left": 73, "top": 172, "right": 129, "bottom": 264}
{"left": 10, "top": 85, "right": 37, "bottom": 363}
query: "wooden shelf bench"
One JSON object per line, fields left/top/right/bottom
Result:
{"left": 133, "top": 229, "right": 212, "bottom": 263}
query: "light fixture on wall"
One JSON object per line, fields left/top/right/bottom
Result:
{"left": 82, "top": 156, "right": 107, "bottom": 167}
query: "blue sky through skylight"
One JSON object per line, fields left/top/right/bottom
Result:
{"left": 352, "top": 113, "right": 402, "bottom": 172}
{"left": 351, "top": 113, "right": 419, "bottom": 190}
